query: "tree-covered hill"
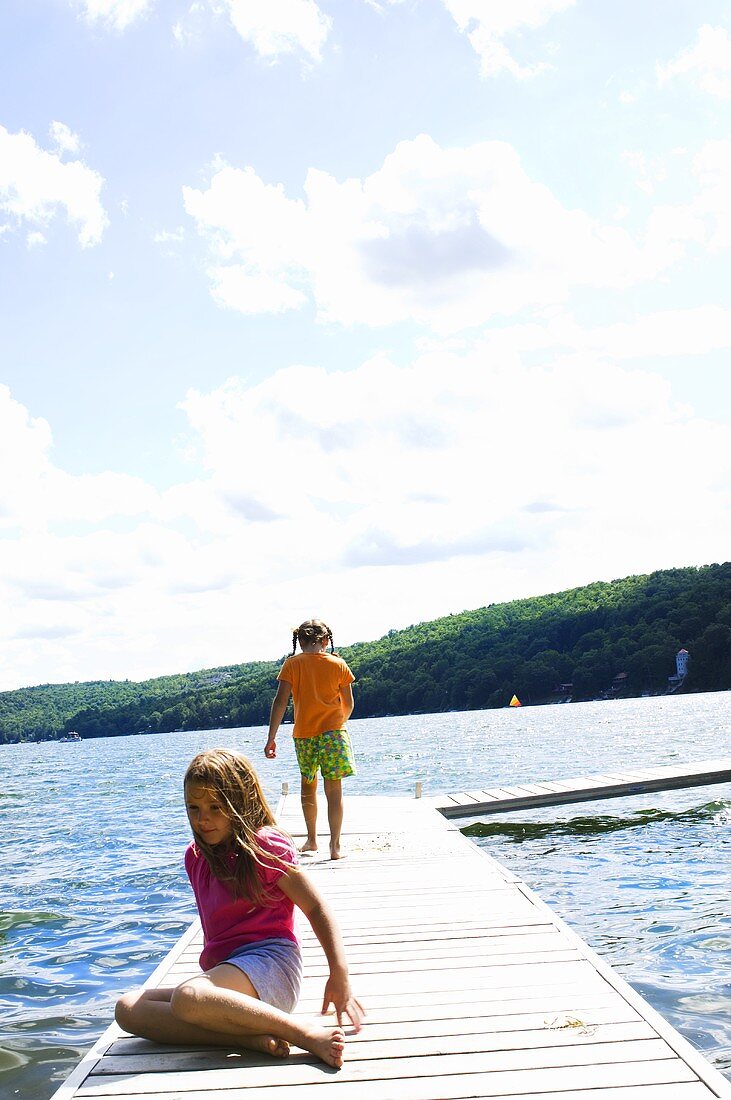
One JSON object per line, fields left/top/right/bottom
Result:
{"left": 1, "top": 562, "right": 729, "bottom": 744}
{"left": 0, "top": 663, "right": 273, "bottom": 745}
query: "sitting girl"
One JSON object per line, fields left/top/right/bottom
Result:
{"left": 115, "top": 748, "right": 363, "bottom": 1068}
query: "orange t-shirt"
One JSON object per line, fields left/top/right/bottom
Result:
{"left": 277, "top": 653, "right": 355, "bottom": 739}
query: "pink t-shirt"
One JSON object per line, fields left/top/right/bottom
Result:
{"left": 184, "top": 827, "right": 298, "bottom": 972}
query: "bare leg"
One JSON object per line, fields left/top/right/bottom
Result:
{"left": 300, "top": 775, "right": 319, "bottom": 852}
{"left": 323, "top": 778, "right": 343, "bottom": 860}
{"left": 115, "top": 985, "right": 289, "bottom": 1058}
{"left": 116, "top": 967, "right": 345, "bottom": 1067}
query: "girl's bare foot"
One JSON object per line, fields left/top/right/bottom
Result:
{"left": 299, "top": 840, "right": 318, "bottom": 854}
{"left": 240, "top": 1034, "right": 290, "bottom": 1058}
{"left": 298, "top": 1024, "right": 346, "bottom": 1068}
{"left": 329, "top": 842, "right": 341, "bottom": 860}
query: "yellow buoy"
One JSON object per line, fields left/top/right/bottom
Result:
{"left": 509, "top": 694, "right": 521, "bottom": 707}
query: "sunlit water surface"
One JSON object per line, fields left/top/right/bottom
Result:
{"left": 1, "top": 693, "right": 729, "bottom": 1097}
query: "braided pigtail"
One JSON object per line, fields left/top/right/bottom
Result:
{"left": 294, "top": 618, "right": 335, "bottom": 653}
{"left": 291, "top": 630, "right": 298, "bottom": 656}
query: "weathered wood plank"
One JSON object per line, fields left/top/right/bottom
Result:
{"left": 295, "top": 978, "right": 619, "bottom": 1017}
{"left": 293, "top": 920, "right": 554, "bottom": 945}
{"left": 293, "top": 883, "right": 530, "bottom": 905}
{"left": 68, "top": 1082, "right": 714, "bottom": 1100}
{"left": 291, "top": 900, "right": 542, "bottom": 930}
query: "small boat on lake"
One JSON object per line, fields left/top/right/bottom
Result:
{"left": 58, "top": 731, "right": 82, "bottom": 743}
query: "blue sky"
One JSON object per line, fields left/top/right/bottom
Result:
{"left": 1, "top": 0, "right": 730, "bottom": 690}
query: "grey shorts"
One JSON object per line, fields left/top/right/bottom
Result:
{"left": 222, "top": 937, "right": 302, "bottom": 1012}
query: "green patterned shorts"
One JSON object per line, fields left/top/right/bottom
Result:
{"left": 294, "top": 730, "right": 356, "bottom": 783}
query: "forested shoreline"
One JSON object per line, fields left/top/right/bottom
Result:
{"left": 1, "top": 562, "right": 729, "bottom": 744}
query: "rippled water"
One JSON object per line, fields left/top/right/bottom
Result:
{"left": 1, "top": 693, "right": 729, "bottom": 1097}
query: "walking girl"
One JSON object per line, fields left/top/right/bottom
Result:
{"left": 115, "top": 749, "right": 363, "bottom": 1067}
{"left": 265, "top": 619, "right": 356, "bottom": 860}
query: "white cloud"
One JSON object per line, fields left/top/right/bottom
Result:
{"left": 184, "top": 135, "right": 676, "bottom": 332}
{"left": 2, "top": 337, "right": 730, "bottom": 689}
{"left": 154, "top": 226, "right": 186, "bottom": 244}
{"left": 79, "top": 0, "right": 153, "bottom": 31}
{"left": 442, "top": 0, "right": 575, "bottom": 77}
{"left": 0, "top": 385, "right": 157, "bottom": 535}
{"left": 690, "top": 138, "right": 731, "bottom": 247}
{"left": 658, "top": 24, "right": 731, "bottom": 99}
{"left": 363, "top": 0, "right": 404, "bottom": 11}
{"left": 468, "top": 306, "right": 731, "bottom": 364}
{"left": 182, "top": 163, "right": 310, "bottom": 310}
{"left": 210, "top": 266, "right": 308, "bottom": 313}
{"left": 172, "top": 1, "right": 208, "bottom": 43}
{"left": 183, "top": 162, "right": 309, "bottom": 261}
{"left": 644, "top": 138, "right": 731, "bottom": 257}
{"left": 49, "top": 121, "right": 81, "bottom": 155}
{"left": 0, "top": 385, "right": 53, "bottom": 493}
{"left": 0, "top": 125, "right": 108, "bottom": 247}
{"left": 585, "top": 305, "right": 731, "bottom": 359}
{"left": 221, "top": 0, "right": 331, "bottom": 62}
{"left": 174, "top": 348, "right": 731, "bottom": 589}
{"left": 175, "top": 353, "right": 674, "bottom": 539}
{"left": 622, "top": 150, "right": 667, "bottom": 196}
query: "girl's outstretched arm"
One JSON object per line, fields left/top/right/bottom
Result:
{"left": 265, "top": 680, "right": 292, "bottom": 758}
{"left": 278, "top": 868, "right": 364, "bottom": 1032}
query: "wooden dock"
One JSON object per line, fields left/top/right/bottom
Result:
{"left": 51, "top": 791, "right": 731, "bottom": 1100}
{"left": 437, "top": 757, "right": 731, "bottom": 819}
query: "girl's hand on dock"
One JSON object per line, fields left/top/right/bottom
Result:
{"left": 322, "top": 974, "right": 365, "bottom": 1032}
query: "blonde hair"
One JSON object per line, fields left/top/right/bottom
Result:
{"left": 291, "top": 618, "right": 334, "bottom": 655}
{"left": 184, "top": 749, "right": 288, "bottom": 905}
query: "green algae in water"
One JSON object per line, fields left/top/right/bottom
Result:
{"left": 0, "top": 912, "right": 62, "bottom": 934}
{"left": 461, "top": 800, "right": 731, "bottom": 843}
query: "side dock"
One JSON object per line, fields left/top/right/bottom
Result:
{"left": 439, "top": 758, "right": 731, "bottom": 818}
{"left": 52, "top": 793, "right": 731, "bottom": 1100}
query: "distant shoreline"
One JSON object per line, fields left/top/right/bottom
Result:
{"left": 4, "top": 685, "right": 729, "bottom": 747}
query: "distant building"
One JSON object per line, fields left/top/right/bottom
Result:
{"left": 201, "top": 671, "right": 234, "bottom": 687}
{"left": 611, "top": 671, "right": 628, "bottom": 694}
{"left": 667, "top": 648, "right": 690, "bottom": 692}
{"left": 551, "top": 682, "right": 573, "bottom": 703}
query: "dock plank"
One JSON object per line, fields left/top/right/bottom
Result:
{"left": 72, "top": 1079, "right": 715, "bottom": 1100}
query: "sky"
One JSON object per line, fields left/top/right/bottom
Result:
{"left": 1, "top": 0, "right": 731, "bottom": 691}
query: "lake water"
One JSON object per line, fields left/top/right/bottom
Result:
{"left": 1, "top": 692, "right": 729, "bottom": 1098}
